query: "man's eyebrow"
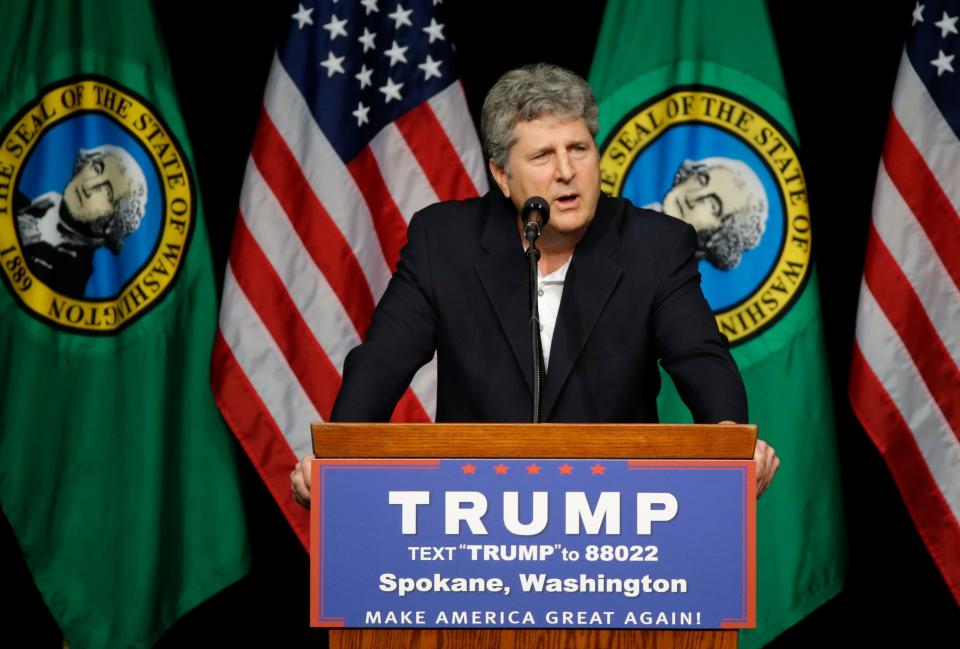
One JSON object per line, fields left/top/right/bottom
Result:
{"left": 528, "top": 144, "right": 554, "bottom": 157}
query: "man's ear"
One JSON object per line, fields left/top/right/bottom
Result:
{"left": 488, "top": 159, "right": 510, "bottom": 198}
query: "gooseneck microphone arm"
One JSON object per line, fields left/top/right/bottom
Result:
{"left": 527, "top": 236, "right": 543, "bottom": 424}
{"left": 521, "top": 197, "right": 550, "bottom": 424}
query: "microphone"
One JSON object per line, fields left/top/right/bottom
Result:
{"left": 521, "top": 196, "right": 550, "bottom": 242}
{"left": 520, "top": 196, "right": 549, "bottom": 423}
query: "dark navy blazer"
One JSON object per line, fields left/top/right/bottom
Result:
{"left": 331, "top": 190, "right": 747, "bottom": 424}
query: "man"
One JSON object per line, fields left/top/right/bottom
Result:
{"left": 16, "top": 144, "right": 148, "bottom": 297}
{"left": 292, "top": 64, "right": 778, "bottom": 504}
{"left": 657, "top": 157, "right": 768, "bottom": 270}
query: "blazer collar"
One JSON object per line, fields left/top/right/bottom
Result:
{"left": 541, "top": 194, "right": 623, "bottom": 420}
{"left": 475, "top": 191, "right": 534, "bottom": 393}
{"left": 474, "top": 191, "right": 623, "bottom": 415}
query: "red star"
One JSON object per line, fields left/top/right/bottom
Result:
{"left": 591, "top": 464, "right": 606, "bottom": 475}
{"left": 559, "top": 464, "right": 573, "bottom": 475}
{"left": 461, "top": 463, "right": 476, "bottom": 474}
{"left": 526, "top": 463, "right": 542, "bottom": 475}
{"left": 494, "top": 463, "right": 509, "bottom": 475}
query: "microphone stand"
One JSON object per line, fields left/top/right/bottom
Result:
{"left": 524, "top": 223, "right": 544, "bottom": 424}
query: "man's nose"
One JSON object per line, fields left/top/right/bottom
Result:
{"left": 555, "top": 150, "right": 575, "bottom": 182}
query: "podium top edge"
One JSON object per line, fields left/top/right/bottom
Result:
{"left": 311, "top": 423, "right": 758, "bottom": 459}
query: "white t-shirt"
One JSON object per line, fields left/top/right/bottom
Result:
{"left": 537, "top": 257, "right": 571, "bottom": 371}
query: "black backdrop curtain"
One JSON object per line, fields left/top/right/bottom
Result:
{"left": 2, "top": 1, "right": 957, "bottom": 645}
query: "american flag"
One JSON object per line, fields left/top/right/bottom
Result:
{"left": 211, "top": 0, "right": 487, "bottom": 546}
{"left": 849, "top": 0, "right": 960, "bottom": 604}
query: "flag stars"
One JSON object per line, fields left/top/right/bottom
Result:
{"left": 319, "top": 51, "right": 345, "bottom": 77}
{"left": 355, "top": 64, "right": 374, "bottom": 89}
{"left": 418, "top": 54, "right": 443, "bottom": 80}
{"left": 357, "top": 27, "right": 377, "bottom": 52}
{"left": 494, "top": 463, "right": 509, "bottom": 475}
{"left": 422, "top": 17, "right": 445, "bottom": 43}
{"left": 360, "top": 0, "right": 379, "bottom": 15}
{"left": 352, "top": 101, "right": 370, "bottom": 126}
{"left": 388, "top": 3, "right": 413, "bottom": 29}
{"left": 384, "top": 40, "right": 409, "bottom": 66}
{"left": 558, "top": 464, "right": 573, "bottom": 475}
{"left": 591, "top": 464, "right": 606, "bottom": 475}
{"left": 935, "top": 11, "right": 959, "bottom": 38}
{"left": 526, "top": 463, "right": 541, "bottom": 475}
{"left": 931, "top": 49, "right": 955, "bottom": 76}
{"left": 913, "top": 2, "right": 925, "bottom": 25}
{"left": 461, "top": 463, "right": 476, "bottom": 474}
{"left": 323, "top": 14, "right": 348, "bottom": 40}
{"left": 291, "top": 3, "right": 314, "bottom": 29}
{"left": 379, "top": 77, "right": 404, "bottom": 102}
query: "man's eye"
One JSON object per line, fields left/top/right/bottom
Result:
{"left": 697, "top": 173, "right": 709, "bottom": 187}
{"left": 709, "top": 196, "right": 722, "bottom": 216}
{"left": 92, "top": 181, "right": 113, "bottom": 202}
{"left": 93, "top": 160, "right": 104, "bottom": 174}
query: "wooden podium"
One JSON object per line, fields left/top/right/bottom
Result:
{"left": 312, "top": 422, "right": 757, "bottom": 649}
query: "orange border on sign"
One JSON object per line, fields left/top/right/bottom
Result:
{"left": 627, "top": 459, "right": 755, "bottom": 628}
{"left": 310, "top": 459, "right": 441, "bottom": 627}
{"left": 311, "top": 458, "right": 755, "bottom": 629}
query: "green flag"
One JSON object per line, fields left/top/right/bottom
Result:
{"left": 590, "top": 0, "right": 846, "bottom": 645}
{"left": 0, "top": 1, "right": 249, "bottom": 647}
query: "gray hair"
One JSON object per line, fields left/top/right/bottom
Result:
{"left": 73, "top": 145, "right": 148, "bottom": 253}
{"left": 674, "top": 158, "right": 767, "bottom": 270}
{"left": 481, "top": 63, "right": 599, "bottom": 172}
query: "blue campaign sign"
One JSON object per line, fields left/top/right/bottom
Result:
{"left": 310, "top": 459, "right": 755, "bottom": 629}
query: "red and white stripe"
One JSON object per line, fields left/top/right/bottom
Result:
{"left": 849, "top": 51, "right": 960, "bottom": 605}
{"left": 212, "top": 56, "right": 487, "bottom": 547}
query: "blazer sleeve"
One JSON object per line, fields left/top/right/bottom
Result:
{"left": 651, "top": 222, "right": 748, "bottom": 423}
{"left": 330, "top": 211, "right": 437, "bottom": 422}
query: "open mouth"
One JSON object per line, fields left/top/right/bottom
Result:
{"left": 555, "top": 192, "right": 579, "bottom": 208}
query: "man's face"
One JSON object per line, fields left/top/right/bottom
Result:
{"left": 63, "top": 153, "right": 131, "bottom": 224}
{"left": 662, "top": 166, "right": 750, "bottom": 234}
{"left": 490, "top": 115, "right": 601, "bottom": 241}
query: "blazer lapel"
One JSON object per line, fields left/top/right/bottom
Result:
{"left": 474, "top": 193, "right": 534, "bottom": 394}
{"left": 541, "top": 196, "right": 623, "bottom": 420}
